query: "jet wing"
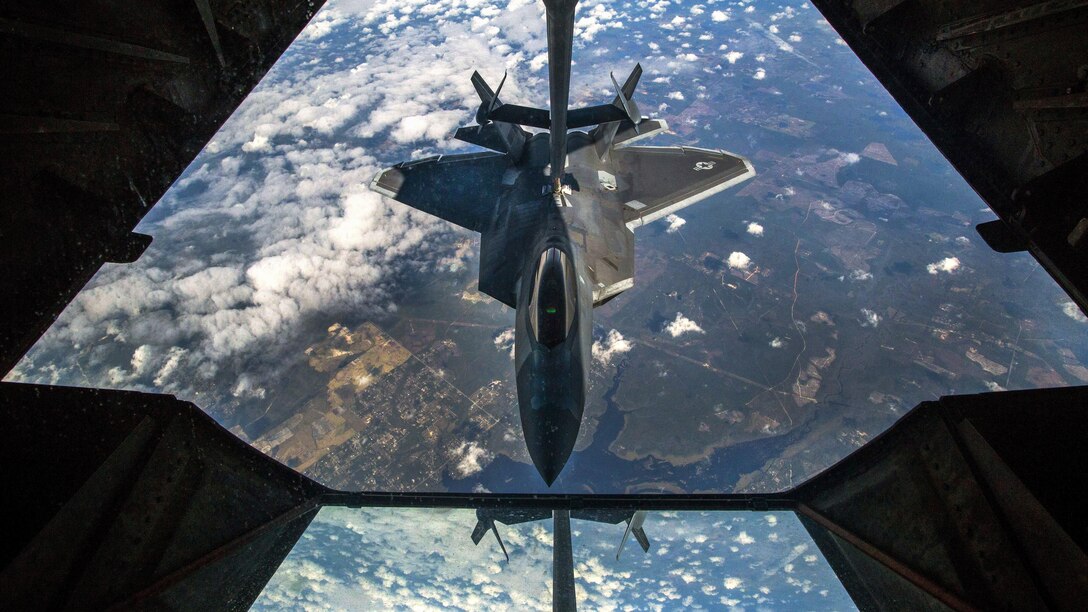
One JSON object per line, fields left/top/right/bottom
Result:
{"left": 371, "top": 151, "right": 510, "bottom": 233}
{"left": 612, "top": 146, "right": 754, "bottom": 229}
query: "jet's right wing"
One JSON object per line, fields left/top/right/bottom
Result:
{"left": 371, "top": 151, "right": 511, "bottom": 233}
{"left": 612, "top": 146, "right": 754, "bottom": 230}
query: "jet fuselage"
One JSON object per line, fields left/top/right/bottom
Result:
{"left": 495, "top": 131, "right": 633, "bottom": 484}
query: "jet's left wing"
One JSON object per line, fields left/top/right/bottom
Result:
{"left": 371, "top": 151, "right": 511, "bottom": 233}
{"left": 612, "top": 146, "right": 754, "bottom": 230}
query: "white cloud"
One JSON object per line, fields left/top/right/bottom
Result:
{"left": 727, "top": 252, "right": 752, "bottom": 270}
{"left": 665, "top": 214, "right": 687, "bottom": 233}
{"left": 667, "top": 91, "right": 685, "bottom": 101}
{"left": 130, "top": 345, "right": 153, "bottom": 375}
{"left": 926, "top": 256, "right": 961, "bottom": 275}
{"left": 665, "top": 313, "right": 704, "bottom": 337}
{"left": 746, "top": 222, "right": 763, "bottom": 237}
{"left": 711, "top": 10, "right": 730, "bottom": 22}
{"left": 769, "top": 337, "right": 784, "bottom": 349}
{"left": 592, "top": 329, "right": 633, "bottom": 364}
{"left": 734, "top": 531, "right": 755, "bottom": 545}
{"left": 494, "top": 328, "right": 515, "bottom": 358}
{"left": 450, "top": 441, "right": 494, "bottom": 478}
{"left": 724, "top": 576, "right": 744, "bottom": 589}
{"left": 231, "top": 374, "right": 267, "bottom": 399}
{"left": 753, "top": 68, "right": 766, "bottom": 80}
{"left": 153, "top": 347, "right": 187, "bottom": 387}
{"left": 390, "top": 111, "right": 465, "bottom": 143}
{"left": 838, "top": 151, "right": 861, "bottom": 164}
{"left": 529, "top": 52, "right": 549, "bottom": 72}
{"left": 724, "top": 51, "right": 744, "bottom": 64}
{"left": 1061, "top": 301, "right": 1087, "bottom": 323}
{"left": 860, "top": 308, "right": 881, "bottom": 328}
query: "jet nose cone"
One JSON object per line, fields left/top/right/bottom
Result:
{"left": 521, "top": 399, "right": 581, "bottom": 487}
{"left": 532, "top": 446, "right": 571, "bottom": 487}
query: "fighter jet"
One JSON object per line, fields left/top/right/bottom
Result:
{"left": 371, "top": 0, "right": 755, "bottom": 485}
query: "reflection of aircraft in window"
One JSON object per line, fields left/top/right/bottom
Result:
{"left": 471, "top": 507, "right": 652, "bottom": 610}
{"left": 371, "top": 0, "right": 754, "bottom": 484}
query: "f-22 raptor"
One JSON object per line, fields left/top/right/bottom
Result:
{"left": 371, "top": 0, "right": 755, "bottom": 485}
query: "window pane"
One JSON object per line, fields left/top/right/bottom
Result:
{"left": 12, "top": 0, "right": 1088, "bottom": 495}
{"left": 253, "top": 508, "right": 855, "bottom": 610}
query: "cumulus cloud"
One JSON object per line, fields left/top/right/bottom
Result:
{"left": 494, "top": 328, "right": 516, "bottom": 358}
{"left": 746, "top": 222, "right": 764, "bottom": 237}
{"left": 665, "top": 214, "right": 687, "bottom": 233}
{"left": 926, "top": 256, "right": 961, "bottom": 275}
{"left": 450, "top": 441, "right": 494, "bottom": 478}
{"left": 592, "top": 329, "right": 633, "bottom": 364}
{"left": 769, "top": 337, "right": 784, "bottom": 348}
{"left": 727, "top": 252, "right": 752, "bottom": 270}
{"left": 130, "top": 345, "right": 153, "bottom": 376}
{"left": 711, "top": 10, "right": 730, "bottom": 22}
{"left": 667, "top": 91, "right": 685, "bottom": 100}
{"left": 1061, "top": 301, "right": 1088, "bottom": 323}
{"left": 753, "top": 68, "right": 767, "bottom": 80}
{"left": 838, "top": 151, "right": 861, "bottom": 164}
{"left": 860, "top": 308, "right": 881, "bottom": 328}
{"left": 724, "top": 51, "right": 744, "bottom": 64}
{"left": 665, "top": 313, "right": 705, "bottom": 337}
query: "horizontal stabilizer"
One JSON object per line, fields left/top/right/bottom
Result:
{"left": 613, "top": 118, "right": 667, "bottom": 148}
{"left": 455, "top": 122, "right": 528, "bottom": 160}
{"left": 455, "top": 124, "right": 509, "bottom": 152}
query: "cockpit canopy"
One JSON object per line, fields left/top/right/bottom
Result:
{"left": 529, "top": 247, "right": 577, "bottom": 348}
